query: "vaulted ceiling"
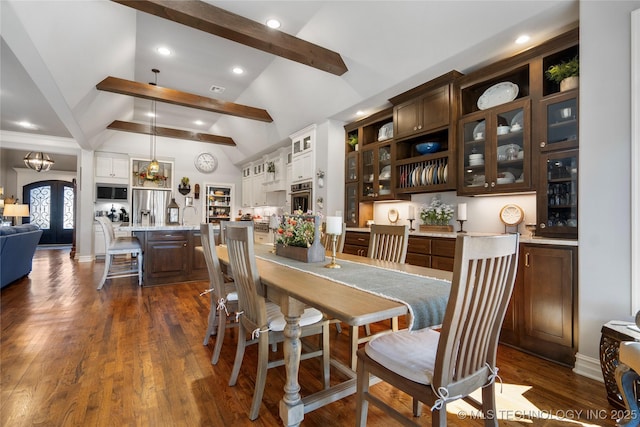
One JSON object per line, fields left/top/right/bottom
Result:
{"left": 0, "top": 1, "right": 579, "bottom": 165}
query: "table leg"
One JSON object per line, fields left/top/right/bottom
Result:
{"left": 278, "top": 297, "right": 305, "bottom": 426}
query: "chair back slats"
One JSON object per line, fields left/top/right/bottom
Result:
{"left": 322, "top": 222, "right": 346, "bottom": 253}
{"left": 225, "top": 224, "right": 267, "bottom": 330}
{"left": 97, "top": 217, "right": 115, "bottom": 248}
{"left": 200, "top": 223, "right": 226, "bottom": 302}
{"left": 433, "top": 234, "right": 518, "bottom": 395}
{"left": 367, "top": 224, "right": 409, "bottom": 263}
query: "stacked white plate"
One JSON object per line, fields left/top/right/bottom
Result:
{"left": 469, "top": 153, "right": 484, "bottom": 166}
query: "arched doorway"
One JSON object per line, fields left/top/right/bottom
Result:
{"left": 23, "top": 180, "right": 74, "bottom": 245}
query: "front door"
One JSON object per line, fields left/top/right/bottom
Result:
{"left": 23, "top": 180, "right": 74, "bottom": 245}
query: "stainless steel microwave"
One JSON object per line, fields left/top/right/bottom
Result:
{"left": 96, "top": 184, "right": 128, "bottom": 201}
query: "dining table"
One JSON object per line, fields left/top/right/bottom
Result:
{"left": 215, "top": 243, "right": 453, "bottom": 426}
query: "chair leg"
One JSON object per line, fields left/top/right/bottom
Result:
{"left": 413, "top": 397, "right": 422, "bottom": 417}
{"left": 137, "top": 251, "right": 143, "bottom": 286}
{"left": 321, "top": 321, "right": 330, "bottom": 389}
{"left": 481, "top": 382, "right": 498, "bottom": 427}
{"left": 203, "top": 301, "right": 218, "bottom": 346}
{"left": 355, "top": 353, "right": 369, "bottom": 427}
{"left": 97, "top": 253, "right": 111, "bottom": 290}
{"left": 229, "top": 325, "right": 247, "bottom": 387}
{"left": 249, "top": 335, "right": 270, "bottom": 420}
{"left": 211, "top": 309, "right": 226, "bottom": 365}
{"left": 432, "top": 404, "right": 447, "bottom": 427}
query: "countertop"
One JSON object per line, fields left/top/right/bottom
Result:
{"left": 346, "top": 227, "right": 578, "bottom": 247}
{"left": 118, "top": 224, "right": 218, "bottom": 232}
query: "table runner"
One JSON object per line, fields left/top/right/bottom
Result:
{"left": 255, "top": 249, "right": 451, "bottom": 330}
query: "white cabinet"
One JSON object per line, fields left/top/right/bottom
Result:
{"left": 252, "top": 161, "right": 267, "bottom": 206}
{"left": 263, "top": 148, "right": 287, "bottom": 192}
{"left": 290, "top": 124, "right": 316, "bottom": 183}
{"left": 95, "top": 153, "right": 129, "bottom": 183}
{"left": 241, "top": 165, "right": 252, "bottom": 208}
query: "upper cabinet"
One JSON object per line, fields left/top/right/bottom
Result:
{"left": 95, "top": 152, "right": 129, "bottom": 184}
{"left": 290, "top": 124, "right": 316, "bottom": 183}
{"left": 390, "top": 71, "right": 461, "bottom": 195}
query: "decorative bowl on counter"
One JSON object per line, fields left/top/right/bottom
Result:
{"left": 416, "top": 142, "right": 440, "bottom": 154}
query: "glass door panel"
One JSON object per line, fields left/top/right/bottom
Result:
{"left": 495, "top": 106, "right": 526, "bottom": 188}
{"left": 461, "top": 119, "right": 487, "bottom": 191}
{"left": 361, "top": 149, "right": 375, "bottom": 199}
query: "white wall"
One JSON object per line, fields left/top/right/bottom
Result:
{"left": 575, "top": 1, "right": 640, "bottom": 378}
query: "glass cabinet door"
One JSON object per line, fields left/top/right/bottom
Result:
{"left": 377, "top": 144, "right": 392, "bottom": 197}
{"left": 361, "top": 148, "right": 375, "bottom": 199}
{"left": 360, "top": 142, "right": 393, "bottom": 200}
{"left": 346, "top": 152, "right": 358, "bottom": 182}
{"left": 345, "top": 182, "right": 358, "bottom": 227}
{"left": 461, "top": 117, "right": 488, "bottom": 192}
{"left": 540, "top": 93, "right": 578, "bottom": 152}
{"left": 494, "top": 103, "right": 529, "bottom": 190}
{"left": 537, "top": 149, "right": 578, "bottom": 238}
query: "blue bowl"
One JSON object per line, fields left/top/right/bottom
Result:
{"left": 415, "top": 142, "right": 441, "bottom": 154}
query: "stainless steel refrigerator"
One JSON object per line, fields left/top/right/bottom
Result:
{"left": 132, "top": 189, "right": 170, "bottom": 225}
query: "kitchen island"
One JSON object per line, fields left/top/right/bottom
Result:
{"left": 119, "top": 224, "right": 218, "bottom": 286}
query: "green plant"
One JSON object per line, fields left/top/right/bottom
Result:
{"left": 545, "top": 56, "right": 579, "bottom": 83}
{"left": 276, "top": 211, "right": 317, "bottom": 248}
{"left": 180, "top": 176, "right": 190, "bottom": 186}
{"left": 347, "top": 135, "right": 358, "bottom": 148}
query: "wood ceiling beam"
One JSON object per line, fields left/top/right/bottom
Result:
{"left": 97, "top": 76, "right": 272, "bottom": 123}
{"left": 107, "top": 120, "right": 236, "bottom": 146}
{"left": 112, "top": 0, "right": 348, "bottom": 76}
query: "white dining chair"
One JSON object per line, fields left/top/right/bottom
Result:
{"left": 200, "top": 223, "right": 239, "bottom": 364}
{"left": 225, "top": 223, "right": 330, "bottom": 420}
{"left": 347, "top": 224, "right": 409, "bottom": 370}
{"left": 96, "top": 216, "right": 143, "bottom": 290}
{"left": 356, "top": 234, "right": 519, "bottom": 426}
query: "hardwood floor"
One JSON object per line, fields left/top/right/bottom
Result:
{"left": 1, "top": 248, "right": 616, "bottom": 426}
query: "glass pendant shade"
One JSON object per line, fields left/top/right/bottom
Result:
{"left": 24, "top": 152, "right": 54, "bottom": 172}
{"left": 148, "top": 160, "right": 160, "bottom": 175}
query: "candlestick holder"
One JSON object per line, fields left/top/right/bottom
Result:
{"left": 408, "top": 218, "right": 415, "bottom": 232}
{"left": 271, "top": 229, "right": 278, "bottom": 253}
{"left": 325, "top": 234, "right": 341, "bottom": 269}
{"left": 457, "top": 219, "right": 467, "bottom": 233}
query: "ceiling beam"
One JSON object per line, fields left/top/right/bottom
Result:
{"left": 107, "top": 120, "right": 236, "bottom": 146}
{"left": 96, "top": 76, "right": 272, "bottom": 122}
{"left": 112, "top": 0, "right": 348, "bottom": 76}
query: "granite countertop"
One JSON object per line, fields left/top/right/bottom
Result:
{"left": 346, "top": 227, "right": 578, "bottom": 247}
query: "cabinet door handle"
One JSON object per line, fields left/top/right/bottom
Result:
{"left": 413, "top": 126, "right": 418, "bottom": 131}
{"left": 525, "top": 252, "right": 530, "bottom": 267}
{"left": 491, "top": 182, "right": 496, "bottom": 188}
{"left": 540, "top": 141, "right": 546, "bottom": 148}
{"left": 417, "top": 125, "right": 422, "bottom": 130}
{"left": 183, "top": 243, "right": 187, "bottom": 247}
{"left": 539, "top": 223, "right": 546, "bottom": 229}
{"left": 484, "top": 182, "right": 489, "bottom": 188}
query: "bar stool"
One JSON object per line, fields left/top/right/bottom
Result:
{"left": 96, "top": 217, "right": 142, "bottom": 290}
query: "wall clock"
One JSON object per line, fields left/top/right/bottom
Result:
{"left": 195, "top": 152, "right": 217, "bottom": 174}
{"left": 499, "top": 204, "right": 524, "bottom": 226}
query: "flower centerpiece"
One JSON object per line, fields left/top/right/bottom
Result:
{"left": 419, "top": 198, "right": 454, "bottom": 232}
{"left": 275, "top": 210, "right": 325, "bottom": 262}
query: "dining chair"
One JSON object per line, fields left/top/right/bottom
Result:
{"left": 200, "top": 223, "right": 240, "bottom": 364}
{"left": 322, "top": 221, "right": 346, "bottom": 253}
{"left": 347, "top": 224, "right": 409, "bottom": 370}
{"left": 96, "top": 216, "right": 143, "bottom": 290}
{"left": 616, "top": 341, "right": 640, "bottom": 427}
{"left": 355, "top": 233, "right": 519, "bottom": 426}
{"left": 224, "top": 223, "right": 331, "bottom": 420}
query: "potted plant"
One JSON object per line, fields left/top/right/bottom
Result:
{"left": 419, "top": 198, "right": 454, "bottom": 232}
{"left": 347, "top": 135, "right": 358, "bottom": 151}
{"left": 179, "top": 176, "right": 190, "bottom": 195}
{"left": 275, "top": 211, "right": 325, "bottom": 262}
{"left": 545, "top": 55, "right": 579, "bottom": 92}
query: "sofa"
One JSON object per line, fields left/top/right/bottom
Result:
{"left": 0, "top": 224, "right": 43, "bottom": 288}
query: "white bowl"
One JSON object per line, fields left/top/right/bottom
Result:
{"left": 469, "top": 153, "right": 484, "bottom": 159}
{"left": 497, "top": 125, "right": 511, "bottom": 135}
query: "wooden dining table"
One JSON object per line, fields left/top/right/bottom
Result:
{"left": 215, "top": 244, "right": 452, "bottom": 426}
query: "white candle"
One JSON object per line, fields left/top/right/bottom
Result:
{"left": 408, "top": 205, "right": 415, "bottom": 220}
{"left": 326, "top": 216, "right": 342, "bottom": 235}
{"left": 457, "top": 203, "right": 467, "bottom": 221}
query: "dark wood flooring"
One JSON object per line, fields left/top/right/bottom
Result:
{"left": 1, "top": 248, "right": 616, "bottom": 426}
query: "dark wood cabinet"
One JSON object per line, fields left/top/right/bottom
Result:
{"left": 501, "top": 243, "right": 577, "bottom": 366}
{"left": 346, "top": 231, "right": 456, "bottom": 272}
{"left": 393, "top": 85, "right": 450, "bottom": 140}
{"left": 135, "top": 229, "right": 208, "bottom": 286}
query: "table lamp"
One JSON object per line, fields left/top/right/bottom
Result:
{"left": 4, "top": 203, "right": 30, "bottom": 226}
{"left": 324, "top": 216, "right": 342, "bottom": 269}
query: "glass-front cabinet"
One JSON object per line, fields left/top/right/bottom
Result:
{"left": 537, "top": 150, "right": 578, "bottom": 238}
{"left": 345, "top": 182, "right": 358, "bottom": 227}
{"left": 360, "top": 142, "right": 393, "bottom": 201}
{"left": 458, "top": 100, "right": 531, "bottom": 195}
{"left": 539, "top": 92, "right": 578, "bottom": 152}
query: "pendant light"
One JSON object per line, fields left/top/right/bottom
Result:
{"left": 147, "top": 68, "right": 160, "bottom": 177}
{"left": 24, "top": 152, "right": 54, "bottom": 172}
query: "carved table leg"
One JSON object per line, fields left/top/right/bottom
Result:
{"left": 279, "top": 297, "right": 305, "bottom": 427}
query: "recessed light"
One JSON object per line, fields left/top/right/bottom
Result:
{"left": 156, "top": 46, "right": 171, "bottom": 56}
{"left": 266, "top": 18, "right": 281, "bottom": 29}
{"left": 232, "top": 66, "right": 244, "bottom": 75}
{"left": 356, "top": 110, "right": 365, "bottom": 116}
{"left": 515, "top": 35, "right": 530, "bottom": 45}
{"left": 194, "top": 120, "right": 204, "bottom": 126}
{"left": 146, "top": 112, "right": 156, "bottom": 118}
{"left": 18, "top": 121, "right": 37, "bottom": 129}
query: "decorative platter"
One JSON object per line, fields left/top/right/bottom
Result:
{"left": 477, "top": 82, "right": 519, "bottom": 110}
{"left": 472, "top": 121, "right": 486, "bottom": 140}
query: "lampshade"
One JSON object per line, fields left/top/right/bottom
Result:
{"left": 24, "top": 152, "right": 54, "bottom": 172}
{"left": 4, "top": 203, "right": 29, "bottom": 217}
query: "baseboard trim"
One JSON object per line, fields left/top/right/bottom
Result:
{"left": 573, "top": 352, "right": 603, "bottom": 381}
{"left": 77, "top": 255, "right": 94, "bottom": 263}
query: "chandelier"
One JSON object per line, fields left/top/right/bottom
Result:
{"left": 147, "top": 68, "right": 160, "bottom": 177}
{"left": 24, "top": 152, "right": 54, "bottom": 172}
